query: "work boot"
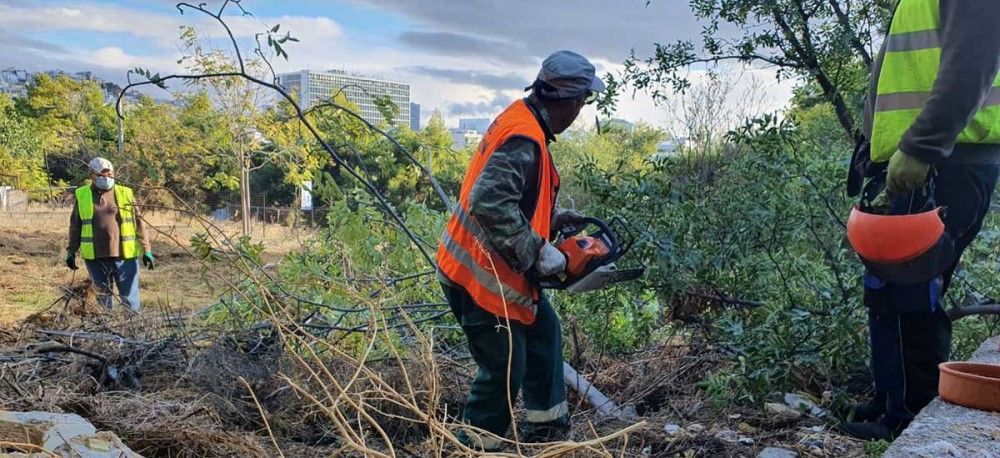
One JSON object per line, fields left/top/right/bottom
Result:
{"left": 837, "top": 420, "right": 902, "bottom": 441}
{"left": 456, "top": 428, "right": 506, "bottom": 453}
{"left": 839, "top": 399, "right": 886, "bottom": 423}
{"left": 519, "top": 417, "right": 571, "bottom": 444}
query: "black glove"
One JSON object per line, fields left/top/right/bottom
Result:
{"left": 551, "top": 208, "right": 587, "bottom": 233}
{"left": 65, "top": 252, "right": 78, "bottom": 271}
{"left": 142, "top": 251, "right": 155, "bottom": 270}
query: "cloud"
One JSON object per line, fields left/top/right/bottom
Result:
{"left": 0, "top": 0, "right": 789, "bottom": 128}
{"left": 401, "top": 66, "right": 526, "bottom": 91}
{"left": 0, "top": 3, "right": 181, "bottom": 45}
{"left": 446, "top": 91, "right": 514, "bottom": 117}
{"left": 0, "top": 2, "right": 343, "bottom": 50}
{"left": 0, "top": 32, "right": 68, "bottom": 53}
{"left": 346, "top": 0, "right": 703, "bottom": 64}
{"left": 398, "top": 31, "right": 532, "bottom": 65}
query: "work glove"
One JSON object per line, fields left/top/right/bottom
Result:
{"left": 551, "top": 208, "right": 587, "bottom": 233}
{"left": 142, "top": 251, "right": 155, "bottom": 270}
{"left": 65, "top": 252, "right": 78, "bottom": 271}
{"left": 533, "top": 242, "right": 567, "bottom": 278}
{"left": 887, "top": 149, "right": 930, "bottom": 195}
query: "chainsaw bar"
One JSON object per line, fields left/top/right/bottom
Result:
{"left": 565, "top": 264, "right": 646, "bottom": 293}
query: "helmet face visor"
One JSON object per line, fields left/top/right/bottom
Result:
{"left": 861, "top": 235, "right": 956, "bottom": 284}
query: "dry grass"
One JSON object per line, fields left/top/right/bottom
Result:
{"left": 0, "top": 207, "right": 312, "bottom": 324}
{"left": 0, "top": 206, "right": 868, "bottom": 457}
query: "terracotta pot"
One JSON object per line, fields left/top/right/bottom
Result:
{"left": 938, "top": 362, "right": 1000, "bottom": 412}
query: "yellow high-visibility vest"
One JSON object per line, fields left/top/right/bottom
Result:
{"left": 75, "top": 185, "right": 140, "bottom": 260}
{"left": 871, "top": 0, "right": 1000, "bottom": 162}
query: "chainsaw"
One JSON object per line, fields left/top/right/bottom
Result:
{"left": 537, "top": 216, "right": 645, "bottom": 293}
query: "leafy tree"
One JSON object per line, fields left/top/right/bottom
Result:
{"left": 179, "top": 25, "right": 272, "bottom": 236}
{"left": 612, "top": 0, "right": 891, "bottom": 140}
{"left": 0, "top": 94, "right": 46, "bottom": 189}
{"left": 18, "top": 74, "right": 117, "bottom": 183}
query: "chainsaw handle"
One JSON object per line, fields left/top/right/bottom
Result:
{"left": 557, "top": 217, "right": 619, "bottom": 249}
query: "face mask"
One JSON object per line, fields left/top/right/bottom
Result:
{"left": 95, "top": 176, "right": 115, "bottom": 190}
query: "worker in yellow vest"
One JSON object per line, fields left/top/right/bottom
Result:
{"left": 843, "top": 0, "right": 1000, "bottom": 440}
{"left": 66, "top": 157, "right": 154, "bottom": 311}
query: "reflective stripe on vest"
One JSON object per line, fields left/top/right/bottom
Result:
{"left": 871, "top": 0, "right": 1000, "bottom": 162}
{"left": 75, "top": 184, "right": 141, "bottom": 260}
{"left": 435, "top": 99, "right": 559, "bottom": 325}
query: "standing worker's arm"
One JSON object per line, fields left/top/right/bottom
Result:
{"left": 133, "top": 202, "right": 152, "bottom": 254}
{"left": 468, "top": 138, "right": 544, "bottom": 273}
{"left": 898, "top": 1, "right": 1000, "bottom": 161}
{"left": 67, "top": 199, "right": 81, "bottom": 254}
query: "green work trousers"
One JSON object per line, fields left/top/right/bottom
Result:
{"left": 442, "top": 282, "right": 569, "bottom": 450}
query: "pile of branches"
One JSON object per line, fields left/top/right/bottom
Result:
{"left": 0, "top": 279, "right": 660, "bottom": 457}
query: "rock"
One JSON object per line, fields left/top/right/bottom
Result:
{"left": 757, "top": 447, "right": 798, "bottom": 458}
{"left": 783, "top": 393, "right": 827, "bottom": 417}
{"left": 686, "top": 423, "right": 705, "bottom": 434}
{"left": 0, "top": 410, "right": 140, "bottom": 457}
{"left": 804, "top": 439, "right": 824, "bottom": 450}
{"left": 728, "top": 413, "right": 742, "bottom": 420}
{"left": 738, "top": 437, "right": 755, "bottom": 446}
{"left": 663, "top": 423, "right": 682, "bottom": 435}
{"left": 765, "top": 402, "right": 801, "bottom": 419}
{"left": 715, "top": 428, "right": 738, "bottom": 442}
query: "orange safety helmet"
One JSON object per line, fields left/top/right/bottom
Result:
{"left": 847, "top": 189, "right": 955, "bottom": 285}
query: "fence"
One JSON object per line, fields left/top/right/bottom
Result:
{"left": 0, "top": 186, "right": 329, "bottom": 237}
{"left": 209, "top": 201, "right": 330, "bottom": 226}
{"left": 0, "top": 186, "right": 28, "bottom": 212}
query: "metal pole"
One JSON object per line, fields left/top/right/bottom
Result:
{"left": 117, "top": 101, "right": 124, "bottom": 156}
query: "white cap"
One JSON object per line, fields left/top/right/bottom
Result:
{"left": 88, "top": 157, "right": 113, "bottom": 174}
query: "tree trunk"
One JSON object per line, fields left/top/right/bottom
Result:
{"left": 240, "top": 140, "right": 251, "bottom": 238}
{"left": 771, "top": 8, "right": 860, "bottom": 141}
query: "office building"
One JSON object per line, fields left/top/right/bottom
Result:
{"left": 0, "top": 68, "right": 32, "bottom": 98}
{"left": 458, "top": 118, "right": 491, "bottom": 134}
{"left": 410, "top": 102, "right": 421, "bottom": 131}
{"left": 277, "top": 69, "right": 411, "bottom": 127}
{"left": 450, "top": 129, "right": 483, "bottom": 150}
{"left": 0, "top": 68, "right": 137, "bottom": 104}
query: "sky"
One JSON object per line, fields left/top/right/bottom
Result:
{"left": 0, "top": 0, "right": 796, "bottom": 128}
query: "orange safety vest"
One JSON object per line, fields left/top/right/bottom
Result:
{"left": 436, "top": 99, "right": 560, "bottom": 325}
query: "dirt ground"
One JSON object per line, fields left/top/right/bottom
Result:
{"left": 0, "top": 207, "right": 312, "bottom": 324}
{"left": 0, "top": 208, "right": 872, "bottom": 457}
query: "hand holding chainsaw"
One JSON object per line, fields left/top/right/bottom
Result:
{"left": 534, "top": 242, "right": 568, "bottom": 277}
{"left": 551, "top": 208, "right": 588, "bottom": 235}
{"left": 535, "top": 216, "right": 644, "bottom": 293}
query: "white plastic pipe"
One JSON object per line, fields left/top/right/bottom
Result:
{"left": 563, "top": 362, "right": 629, "bottom": 418}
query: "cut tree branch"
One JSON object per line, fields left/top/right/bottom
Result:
{"left": 949, "top": 304, "right": 1000, "bottom": 321}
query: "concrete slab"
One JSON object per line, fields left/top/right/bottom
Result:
{"left": 0, "top": 410, "right": 142, "bottom": 457}
{"left": 885, "top": 337, "right": 1000, "bottom": 458}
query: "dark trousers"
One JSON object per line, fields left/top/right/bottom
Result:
{"left": 863, "top": 162, "right": 999, "bottom": 430}
{"left": 442, "top": 282, "right": 568, "bottom": 448}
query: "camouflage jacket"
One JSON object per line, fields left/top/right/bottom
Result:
{"left": 466, "top": 95, "right": 557, "bottom": 273}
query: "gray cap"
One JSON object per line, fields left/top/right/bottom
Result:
{"left": 88, "top": 157, "right": 113, "bottom": 173}
{"left": 527, "top": 50, "right": 606, "bottom": 100}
